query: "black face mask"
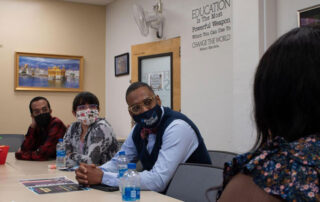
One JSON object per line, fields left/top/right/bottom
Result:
{"left": 35, "top": 113, "right": 52, "bottom": 127}
{"left": 132, "top": 105, "right": 162, "bottom": 128}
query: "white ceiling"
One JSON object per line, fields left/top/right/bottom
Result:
{"left": 63, "top": 0, "right": 114, "bottom": 5}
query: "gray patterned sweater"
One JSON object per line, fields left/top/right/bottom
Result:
{"left": 63, "top": 118, "right": 118, "bottom": 166}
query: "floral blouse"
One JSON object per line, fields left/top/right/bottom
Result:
{"left": 63, "top": 118, "right": 118, "bottom": 167}
{"left": 222, "top": 134, "right": 320, "bottom": 201}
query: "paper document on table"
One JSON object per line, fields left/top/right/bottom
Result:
{"left": 19, "top": 176, "right": 89, "bottom": 194}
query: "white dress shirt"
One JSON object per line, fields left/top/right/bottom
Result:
{"left": 100, "top": 108, "right": 199, "bottom": 192}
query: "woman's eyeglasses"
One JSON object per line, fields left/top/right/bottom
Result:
{"left": 77, "top": 104, "right": 98, "bottom": 111}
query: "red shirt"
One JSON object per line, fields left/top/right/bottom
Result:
{"left": 15, "top": 117, "right": 66, "bottom": 161}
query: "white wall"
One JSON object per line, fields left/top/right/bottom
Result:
{"left": 0, "top": 0, "right": 106, "bottom": 134}
{"left": 264, "top": 0, "right": 277, "bottom": 51}
{"left": 231, "top": 0, "right": 261, "bottom": 152}
{"left": 276, "top": 0, "right": 320, "bottom": 36}
{"left": 105, "top": 0, "right": 263, "bottom": 153}
{"left": 105, "top": 0, "right": 320, "bottom": 153}
{"left": 231, "top": 0, "right": 320, "bottom": 152}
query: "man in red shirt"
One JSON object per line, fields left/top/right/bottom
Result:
{"left": 15, "top": 96, "right": 67, "bottom": 161}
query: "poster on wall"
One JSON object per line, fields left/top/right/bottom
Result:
{"left": 191, "top": 0, "right": 232, "bottom": 51}
{"left": 15, "top": 52, "right": 83, "bottom": 92}
{"left": 138, "top": 53, "right": 172, "bottom": 108}
{"left": 149, "top": 72, "right": 163, "bottom": 90}
{"left": 298, "top": 4, "right": 320, "bottom": 26}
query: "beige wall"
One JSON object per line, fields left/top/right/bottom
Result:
{"left": 0, "top": 0, "right": 106, "bottom": 134}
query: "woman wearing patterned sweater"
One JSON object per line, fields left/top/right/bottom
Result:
{"left": 63, "top": 92, "right": 118, "bottom": 167}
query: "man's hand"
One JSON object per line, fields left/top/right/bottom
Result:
{"left": 30, "top": 116, "right": 37, "bottom": 129}
{"left": 75, "top": 163, "right": 103, "bottom": 186}
{"left": 75, "top": 164, "right": 89, "bottom": 185}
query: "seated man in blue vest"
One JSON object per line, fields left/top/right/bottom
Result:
{"left": 75, "top": 82, "right": 211, "bottom": 192}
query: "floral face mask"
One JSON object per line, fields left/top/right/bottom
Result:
{"left": 76, "top": 109, "right": 99, "bottom": 125}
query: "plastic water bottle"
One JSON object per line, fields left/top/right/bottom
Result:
{"left": 56, "top": 138, "right": 66, "bottom": 169}
{"left": 122, "top": 163, "right": 140, "bottom": 202}
{"left": 118, "top": 151, "right": 128, "bottom": 192}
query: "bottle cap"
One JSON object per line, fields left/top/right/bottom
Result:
{"left": 58, "top": 139, "right": 63, "bottom": 142}
{"left": 127, "top": 163, "right": 136, "bottom": 169}
{"left": 48, "top": 164, "right": 56, "bottom": 169}
{"left": 119, "top": 151, "right": 125, "bottom": 155}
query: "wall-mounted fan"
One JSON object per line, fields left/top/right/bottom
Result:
{"left": 133, "top": 0, "right": 164, "bottom": 39}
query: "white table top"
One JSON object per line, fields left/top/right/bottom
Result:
{"left": 0, "top": 153, "right": 181, "bottom": 202}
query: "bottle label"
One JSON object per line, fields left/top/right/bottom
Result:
{"left": 122, "top": 187, "right": 138, "bottom": 201}
{"left": 56, "top": 150, "right": 66, "bottom": 157}
{"left": 118, "top": 168, "right": 127, "bottom": 178}
{"left": 136, "top": 187, "right": 140, "bottom": 200}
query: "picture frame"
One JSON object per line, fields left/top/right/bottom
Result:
{"left": 297, "top": 4, "right": 320, "bottom": 27}
{"left": 15, "top": 52, "right": 83, "bottom": 92}
{"left": 115, "top": 52, "right": 129, "bottom": 76}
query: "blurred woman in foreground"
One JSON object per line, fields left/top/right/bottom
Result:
{"left": 219, "top": 26, "right": 320, "bottom": 201}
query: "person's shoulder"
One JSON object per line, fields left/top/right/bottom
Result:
{"left": 68, "top": 121, "right": 79, "bottom": 129}
{"left": 95, "top": 118, "right": 113, "bottom": 128}
{"left": 223, "top": 136, "right": 320, "bottom": 201}
{"left": 166, "top": 119, "right": 192, "bottom": 130}
{"left": 48, "top": 117, "right": 67, "bottom": 130}
{"left": 51, "top": 117, "right": 65, "bottom": 125}
{"left": 288, "top": 134, "right": 320, "bottom": 163}
{"left": 163, "top": 107, "right": 184, "bottom": 117}
{"left": 163, "top": 107, "right": 194, "bottom": 126}
{"left": 163, "top": 108, "right": 194, "bottom": 132}
{"left": 92, "top": 118, "right": 115, "bottom": 137}
{"left": 163, "top": 119, "right": 196, "bottom": 143}
{"left": 94, "top": 118, "right": 106, "bottom": 124}
{"left": 64, "top": 122, "right": 80, "bottom": 137}
{"left": 219, "top": 173, "right": 283, "bottom": 202}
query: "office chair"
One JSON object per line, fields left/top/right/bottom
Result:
{"left": 0, "top": 134, "right": 24, "bottom": 152}
{"left": 208, "top": 150, "right": 237, "bottom": 169}
{"left": 166, "top": 163, "right": 223, "bottom": 202}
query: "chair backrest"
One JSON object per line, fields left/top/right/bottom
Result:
{"left": 0, "top": 134, "right": 24, "bottom": 152}
{"left": 208, "top": 150, "right": 237, "bottom": 169}
{"left": 117, "top": 138, "right": 125, "bottom": 151}
{"left": 166, "top": 163, "right": 223, "bottom": 202}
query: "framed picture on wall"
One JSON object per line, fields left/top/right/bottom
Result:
{"left": 15, "top": 52, "right": 83, "bottom": 92}
{"left": 298, "top": 4, "right": 320, "bottom": 26}
{"left": 115, "top": 52, "right": 129, "bottom": 76}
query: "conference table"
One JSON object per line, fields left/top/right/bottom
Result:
{"left": 0, "top": 153, "right": 181, "bottom": 202}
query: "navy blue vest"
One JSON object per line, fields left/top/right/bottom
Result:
{"left": 132, "top": 107, "right": 211, "bottom": 171}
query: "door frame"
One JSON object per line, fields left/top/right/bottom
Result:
{"left": 131, "top": 37, "right": 181, "bottom": 111}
